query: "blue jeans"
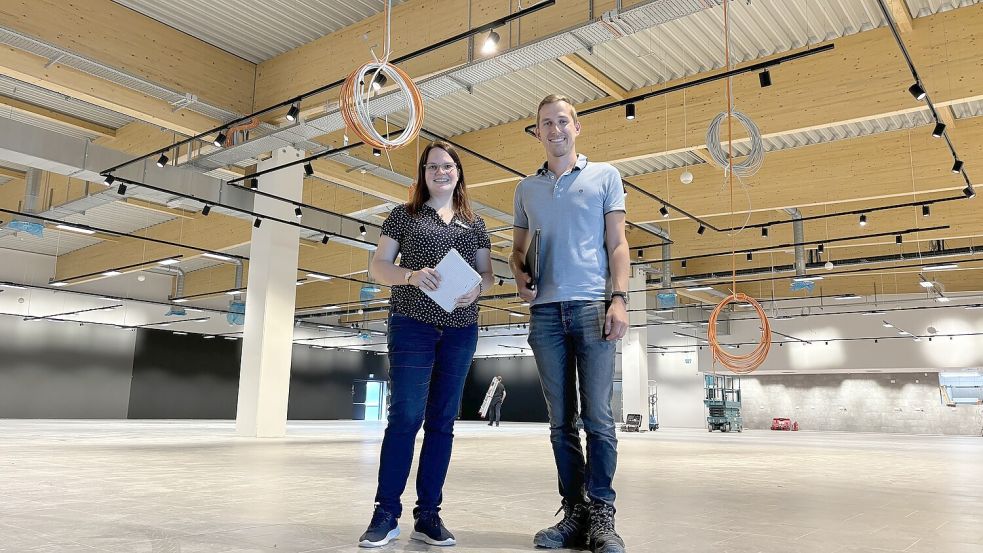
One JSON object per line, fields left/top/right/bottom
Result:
{"left": 527, "top": 301, "right": 618, "bottom": 508}
{"left": 374, "top": 313, "right": 478, "bottom": 518}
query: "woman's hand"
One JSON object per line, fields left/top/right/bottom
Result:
{"left": 454, "top": 283, "right": 481, "bottom": 309}
{"left": 408, "top": 267, "right": 441, "bottom": 291}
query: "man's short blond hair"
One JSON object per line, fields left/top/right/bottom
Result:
{"left": 536, "top": 94, "right": 579, "bottom": 127}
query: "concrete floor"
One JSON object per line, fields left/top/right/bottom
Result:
{"left": 1, "top": 420, "right": 982, "bottom": 553}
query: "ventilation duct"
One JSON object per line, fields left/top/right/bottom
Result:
{"left": 156, "top": 266, "right": 187, "bottom": 316}
{"left": 4, "top": 168, "right": 44, "bottom": 236}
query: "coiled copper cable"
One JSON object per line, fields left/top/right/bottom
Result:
{"left": 707, "top": 0, "right": 772, "bottom": 374}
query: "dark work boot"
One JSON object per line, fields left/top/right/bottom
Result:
{"left": 533, "top": 500, "right": 588, "bottom": 549}
{"left": 588, "top": 503, "right": 625, "bottom": 553}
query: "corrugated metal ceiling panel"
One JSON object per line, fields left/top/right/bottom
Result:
{"left": 0, "top": 229, "right": 101, "bottom": 256}
{"left": 905, "top": 0, "right": 981, "bottom": 17}
{"left": 112, "top": 0, "right": 403, "bottom": 63}
{"left": 0, "top": 75, "right": 134, "bottom": 129}
{"left": 61, "top": 201, "right": 176, "bottom": 235}
{"left": 583, "top": 0, "right": 889, "bottom": 91}
{"left": 0, "top": 108, "right": 101, "bottom": 141}
{"left": 413, "top": 60, "right": 605, "bottom": 137}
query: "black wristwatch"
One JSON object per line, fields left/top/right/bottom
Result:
{"left": 611, "top": 291, "right": 629, "bottom": 306}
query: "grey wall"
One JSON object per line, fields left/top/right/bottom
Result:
{"left": 0, "top": 317, "right": 135, "bottom": 418}
{"left": 462, "top": 356, "right": 547, "bottom": 422}
{"left": 741, "top": 373, "right": 983, "bottom": 435}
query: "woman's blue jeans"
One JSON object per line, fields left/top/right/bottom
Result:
{"left": 373, "top": 313, "right": 478, "bottom": 518}
{"left": 527, "top": 300, "right": 618, "bottom": 508}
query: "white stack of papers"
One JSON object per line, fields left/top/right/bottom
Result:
{"left": 423, "top": 248, "right": 481, "bottom": 313}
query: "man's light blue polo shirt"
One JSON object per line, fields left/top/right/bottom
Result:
{"left": 513, "top": 154, "right": 626, "bottom": 306}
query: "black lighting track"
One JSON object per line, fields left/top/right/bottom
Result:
{"left": 638, "top": 251, "right": 983, "bottom": 296}
{"left": 111, "top": 176, "right": 380, "bottom": 246}
{"left": 714, "top": 194, "right": 969, "bottom": 233}
{"left": 0, "top": 207, "right": 381, "bottom": 289}
{"left": 875, "top": 0, "right": 973, "bottom": 190}
{"left": 53, "top": 255, "right": 185, "bottom": 285}
{"left": 225, "top": 129, "right": 404, "bottom": 185}
{"left": 522, "top": 43, "right": 835, "bottom": 134}
{"left": 101, "top": 0, "right": 556, "bottom": 176}
{"left": 22, "top": 304, "right": 122, "bottom": 322}
{"left": 632, "top": 225, "right": 950, "bottom": 264}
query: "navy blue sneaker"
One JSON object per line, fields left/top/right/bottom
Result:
{"left": 358, "top": 506, "right": 399, "bottom": 548}
{"left": 411, "top": 510, "right": 456, "bottom": 546}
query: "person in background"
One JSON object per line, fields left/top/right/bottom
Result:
{"left": 509, "top": 95, "right": 630, "bottom": 553}
{"left": 487, "top": 376, "right": 506, "bottom": 427}
{"left": 359, "top": 141, "right": 494, "bottom": 548}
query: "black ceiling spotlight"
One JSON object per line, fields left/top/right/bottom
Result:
{"left": 817, "top": 243, "right": 824, "bottom": 253}
{"left": 304, "top": 162, "right": 314, "bottom": 176}
{"left": 952, "top": 159, "right": 964, "bottom": 173}
{"left": 697, "top": 224, "right": 706, "bottom": 235}
{"left": 746, "top": 252, "right": 753, "bottom": 261}
{"left": 497, "top": 278, "right": 504, "bottom": 286}
{"left": 248, "top": 178, "right": 258, "bottom": 189}
{"left": 102, "top": 174, "right": 115, "bottom": 185}
{"left": 625, "top": 103, "right": 636, "bottom": 120}
{"left": 681, "top": 259, "right": 687, "bottom": 268}
{"left": 481, "top": 29, "right": 500, "bottom": 55}
{"left": 201, "top": 204, "right": 211, "bottom": 216}
{"left": 116, "top": 183, "right": 127, "bottom": 195}
{"left": 637, "top": 249, "right": 644, "bottom": 259}
{"left": 659, "top": 205, "right": 669, "bottom": 218}
{"left": 758, "top": 69, "right": 772, "bottom": 88}
{"left": 156, "top": 153, "right": 168, "bottom": 168}
{"left": 321, "top": 234, "right": 330, "bottom": 244}
{"left": 859, "top": 213, "right": 867, "bottom": 227}
{"left": 371, "top": 71, "right": 387, "bottom": 91}
{"left": 932, "top": 122, "right": 946, "bottom": 138}
{"left": 359, "top": 224, "right": 367, "bottom": 236}
{"left": 922, "top": 204, "right": 931, "bottom": 217}
{"left": 761, "top": 226, "right": 769, "bottom": 238}
{"left": 372, "top": 148, "right": 382, "bottom": 157}
{"left": 294, "top": 207, "right": 303, "bottom": 219}
{"left": 286, "top": 102, "right": 300, "bottom": 122}
{"left": 896, "top": 235, "right": 903, "bottom": 244}
{"left": 213, "top": 131, "right": 227, "bottom": 148}
{"left": 253, "top": 218, "right": 262, "bottom": 228}
{"left": 965, "top": 185, "right": 977, "bottom": 199}
{"left": 908, "top": 82, "right": 926, "bottom": 101}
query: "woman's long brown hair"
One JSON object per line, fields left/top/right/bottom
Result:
{"left": 406, "top": 141, "right": 476, "bottom": 223}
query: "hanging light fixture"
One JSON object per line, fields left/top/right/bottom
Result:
{"left": 286, "top": 102, "right": 300, "bottom": 122}
{"left": 156, "top": 153, "right": 168, "bottom": 168}
{"left": 625, "top": 103, "right": 636, "bottom": 120}
{"left": 481, "top": 29, "right": 500, "bottom": 55}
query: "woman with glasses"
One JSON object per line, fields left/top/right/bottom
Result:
{"left": 358, "top": 141, "right": 494, "bottom": 548}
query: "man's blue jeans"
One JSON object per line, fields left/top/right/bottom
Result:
{"left": 527, "top": 301, "right": 618, "bottom": 508}
{"left": 373, "top": 313, "right": 478, "bottom": 518}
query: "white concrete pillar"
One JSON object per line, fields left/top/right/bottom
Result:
{"left": 621, "top": 266, "right": 650, "bottom": 429}
{"left": 236, "top": 147, "right": 305, "bottom": 437}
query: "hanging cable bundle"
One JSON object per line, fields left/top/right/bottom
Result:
{"left": 339, "top": 0, "right": 424, "bottom": 151}
{"left": 707, "top": 293, "right": 771, "bottom": 374}
{"left": 706, "top": 0, "right": 771, "bottom": 374}
{"left": 705, "top": 109, "right": 764, "bottom": 178}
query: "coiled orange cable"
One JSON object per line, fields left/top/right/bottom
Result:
{"left": 707, "top": 0, "right": 772, "bottom": 374}
{"left": 338, "top": 0, "right": 425, "bottom": 151}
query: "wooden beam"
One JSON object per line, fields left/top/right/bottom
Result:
{"left": 0, "top": 0, "right": 254, "bottom": 114}
{"left": 939, "top": 105, "right": 957, "bottom": 129}
{"left": 886, "top": 0, "right": 914, "bottom": 33}
{"left": 559, "top": 54, "right": 629, "bottom": 100}
{"left": 0, "top": 166, "right": 26, "bottom": 180}
{"left": 0, "top": 94, "right": 116, "bottom": 138}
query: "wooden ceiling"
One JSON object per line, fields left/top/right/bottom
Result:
{"left": 1, "top": 0, "right": 981, "bottom": 322}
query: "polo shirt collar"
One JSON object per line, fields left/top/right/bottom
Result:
{"left": 536, "top": 154, "right": 588, "bottom": 176}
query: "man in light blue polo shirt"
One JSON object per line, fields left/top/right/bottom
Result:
{"left": 509, "top": 94, "right": 630, "bottom": 553}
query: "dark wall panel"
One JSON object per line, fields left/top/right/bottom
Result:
{"left": 288, "top": 346, "right": 389, "bottom": 420}
{"left": 462, "top": 357, "right": 548, "bottom": 423}
{"left": 128, "top": 330, "right": 242, "bottom": 419}
{"left": 0, "top": 317, "right": 135, "bottom": 419}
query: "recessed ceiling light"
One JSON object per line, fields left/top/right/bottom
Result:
{"left": 157, "top": 259, "right": 180, "bottom": 266}
{"left": 686, "top": 286, "right": 713, "bottom": 292}
{"left": 55, "top": 224, "right": 96, "bottom": 235}
{"left": 922, "top": 263, "right": 957, "bottom": 271}
{"left": 102, "top": 270, "right": 122, "bottom": 277}
{"left": 201, "top": 253, "right": 232, "bottom": 261}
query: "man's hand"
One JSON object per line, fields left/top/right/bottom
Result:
{"left": 408, "top": 267, "right": 441, "bottom": 291}
{"left": 513, "top": 266, "right": 538, "bottom": 302}
{"left": 454, "top": 283, "right": 481, "bottom": 309}
{"left": 604, "top": 297, "right": 629, "bottom": 341}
